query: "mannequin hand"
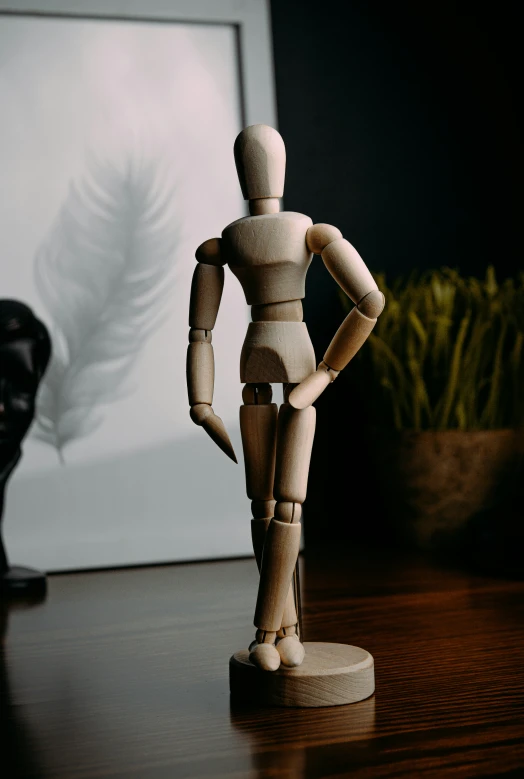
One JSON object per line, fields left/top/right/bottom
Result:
{"left": 190, "top": 404, "right": 237, "bottom": 463}
{"left": 288, "top": 363, "right": 339, "bottom": 410}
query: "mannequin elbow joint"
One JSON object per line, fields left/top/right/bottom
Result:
{"left": 358, "top": 289, "right": 385, "bottom": 319}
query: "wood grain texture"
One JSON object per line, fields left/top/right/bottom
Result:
{"left": 188, "top": 262, "right": 224, "bottom": 330}
{"left": 2, "top": 547, "right": 523, "bottom": 778}
{"left": 306, "top": 223, "right": 343, "bottom": 255}
{"left": 321, "top": 238, "right": 377, "bottom": 304}
{"left": 222, "top": 212, "right": 313, "bottom": 305}
{"left": 323, "top": 306, "right": 377, "bottom": 371}
{"left": 234, "top": 125, "right": 286, "bottom": 200}
{"left": 189, "top": 404, "right": 237, "bottom": 463}
{"left": 274, "top": 501, "right": 302, "bottom": 524}
{"left": 274, "top": 404, "right": 316, "bottom": 503}
{"left": 240, "top": 322, "right": 316, "bottom": 383}
{"left": 254, "top": 519, "right": 301, "bottom": 632}
{"left": 188, "top": 328, "right": 212, "bottom": 343}
{"left": 251, "top": 300, "right": 303, "bottom": 322}
{"left": 251, "top": 517, "right": 272, "bottom": 567}
{"left": 240, "top": 403, "right": 278, "bottom": 500}
{"left": 358, "top": 289, "right": 386, "bottom": 318}
{"left": 195, "top": 238, "right": 225, "bottom": 267}
{"left": 251, "top": 499, "right": 276, "bottom": 519}
{"left": 242, "top": 384, "right": 273, "bottom": 405}
{"left": 288, "top": 362, "right": 338, "bottom": 409}
{"left": 230, "top": 642, "right": 374, "bottom": 707}
{"left": 186, "top": 342, "right": 214, "bottom": 405}
{"left": 249, "top": 198, "right": 280, "bottom": 216}
{"left": 251, "top": 518, "right": 297, "bottom": 630}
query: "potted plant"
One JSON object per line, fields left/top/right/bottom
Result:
{"left": 341, "top": 267, "right": 524, "bottom": 563}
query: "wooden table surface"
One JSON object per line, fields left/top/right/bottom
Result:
{"left": 2, "top": 547, "right": 523, "bottom": 778}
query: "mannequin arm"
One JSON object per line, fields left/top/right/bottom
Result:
{"left": 187, "top": 238, "right": 237, "bottom": 462}
{"left": 289, "top": 224, "right": 385, "bottom": 410}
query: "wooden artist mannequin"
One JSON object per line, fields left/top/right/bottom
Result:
{"left": 187, "top": 125, "right": 384, "bottom": 706}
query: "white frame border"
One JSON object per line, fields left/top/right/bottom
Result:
{"left": 0, "top": 0, "right": 277, "bottom": 129}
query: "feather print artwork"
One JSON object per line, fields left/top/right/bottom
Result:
{"left": 32, "top": 152, "right": 178, "bottom": 461}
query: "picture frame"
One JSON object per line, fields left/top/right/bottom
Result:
{"left": 0, "top": 0, "right": 277, "bottom": 571}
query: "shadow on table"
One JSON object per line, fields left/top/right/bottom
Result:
{"left": 1, "top": 592, "right": 48, "bottom": 779}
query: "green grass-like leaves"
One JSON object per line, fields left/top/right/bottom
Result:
{"left": 341, "top": 267, "right": 524, "bottom": 431}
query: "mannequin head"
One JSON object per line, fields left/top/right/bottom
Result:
{"left": 234, "top": 125, "right": 286, "bottom": 212}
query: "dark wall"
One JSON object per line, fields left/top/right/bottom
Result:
{"left": 271, "top": 0, "right": 522, "bottom": 282}
{"left": 270, "top": 0, "right": 523, "bottom": 543}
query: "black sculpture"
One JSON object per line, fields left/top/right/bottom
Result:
{"left": 0, "top": 300, "right": 51, "bottom": 596}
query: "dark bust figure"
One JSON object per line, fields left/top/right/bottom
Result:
{"left": 0, "top": 300, "right": 51, "bottom": 596}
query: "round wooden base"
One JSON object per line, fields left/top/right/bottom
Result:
{"left": 229, "top": 642, "right": 375, "bottom": 708}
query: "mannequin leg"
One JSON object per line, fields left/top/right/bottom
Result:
{"left": 240, "top": 385, "right": 297, "bottom": 658}
{"left": 250, "top": 398, "right": 316, "bottom": 671}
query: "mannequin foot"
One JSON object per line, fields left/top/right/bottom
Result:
{"left": 249, "top": 630, "right": 281, "bottom": 671}
{"left": 276, "top": 634, "right": 305, "bottom": 667}
{"left": 249, "top": 642, "right": 281, "bottom": 671}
